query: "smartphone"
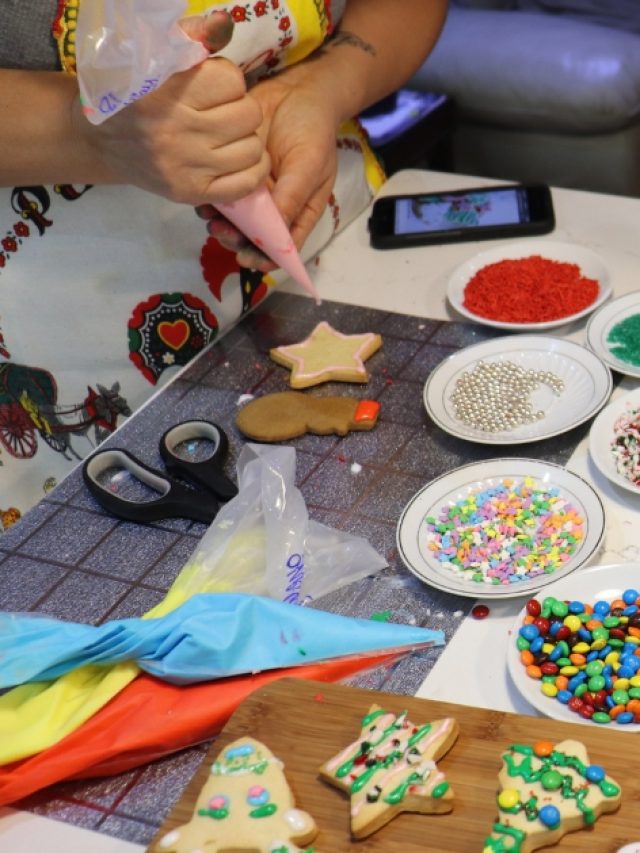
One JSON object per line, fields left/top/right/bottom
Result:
{"left": 367, "top": 184, "right": 555, "bottom": 249}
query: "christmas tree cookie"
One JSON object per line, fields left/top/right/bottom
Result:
{"left": 269, "top": 321, "right": 382, "bottom": 388}
{"left": 320, "top": 705, "right": 458, "bottom": 838}
{"left": 484, "top": 739, "right": 622, "bottom": 853}
{"left": 155, "top": 737, "right": 318, "bottom": 853}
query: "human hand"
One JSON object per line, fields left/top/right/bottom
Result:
{"left": 72, "top": 11, "right": 270, "bottom": 206}
{"left": 198, "top": 70, "right": 340, "bottom": 271}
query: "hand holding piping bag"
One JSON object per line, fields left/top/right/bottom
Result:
{"left": 75, "top": 5, "right": 321, "bottom": 303}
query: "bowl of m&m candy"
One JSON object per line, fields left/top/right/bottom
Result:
{"left": 508, "top": 563, "right": 640, "bottom": 728}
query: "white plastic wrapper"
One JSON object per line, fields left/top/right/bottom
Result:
{"left": 174, "top": 444, "right": 388, "bottom": 605}
{"left": 75, "top": 0, "right": 208, "bottom": 125}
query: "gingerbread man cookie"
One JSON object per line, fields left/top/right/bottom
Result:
{"left": 484, "top": 739, "right": 622, "bottom": 853}
{"left": 320, "top": 705, "right": 458, "bottom": 838}
{"left": 155, "top": 737, "right": 318, "bottom": 853}
{"left": 269, "top": 321, "right": 382, "bottom": 388}
{"left": 236, "top": 391, "right": 380, "bottom": 441}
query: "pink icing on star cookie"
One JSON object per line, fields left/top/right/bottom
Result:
{"left": 269, "top": 321, "right": 382, "bottom": 388}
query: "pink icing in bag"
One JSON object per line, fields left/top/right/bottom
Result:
{"left": 75, "top": 0, "right": 321, "bottom": 303}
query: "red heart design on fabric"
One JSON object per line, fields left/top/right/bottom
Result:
{"left": 158, "top": 320, "right": 190, "bottom": 350}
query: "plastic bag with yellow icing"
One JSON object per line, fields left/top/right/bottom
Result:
{"left": 0, "top": 446, "right": 387, "bottom": 762}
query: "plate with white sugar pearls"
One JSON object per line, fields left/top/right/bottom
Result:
{"left": 424, "top": 335, "right": 612, "bottom": 444}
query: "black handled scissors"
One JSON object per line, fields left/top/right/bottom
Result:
{"left": 82, "top": 420, "right": 238, "bottom": 524}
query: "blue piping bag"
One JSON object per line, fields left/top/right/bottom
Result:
{"left": 0, "top": 593, "right": 443, "bottom": 686}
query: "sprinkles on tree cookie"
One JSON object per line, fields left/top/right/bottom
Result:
{"left": 320, "top": 704, "right": 459, "bottom": 838}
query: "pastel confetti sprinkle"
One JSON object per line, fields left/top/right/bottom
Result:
{"left": 423, "top": 477, "right": 584, "bottom": 585}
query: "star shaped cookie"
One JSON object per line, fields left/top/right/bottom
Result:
{"left": 269, "top": 321, "right": 382, "bottom": 388}
{"left": 320, "top": 705, "right": 458, "bottom": 838}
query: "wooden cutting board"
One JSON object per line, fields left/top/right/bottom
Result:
{"left": 148, "top": 678, "right": 640, "bottom": 852}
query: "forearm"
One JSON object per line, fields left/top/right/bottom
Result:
{"left": 278, "top": 0, "right": 448, "bottom": 127}
{"left": 0, "top": 70, "right": 114, "bottom": 187}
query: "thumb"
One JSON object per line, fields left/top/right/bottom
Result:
{"left": 179, "top": 10, "right": 235, "bottom": 54}
{"left": 271, "top": 169, "right": 309, "bottom": 231}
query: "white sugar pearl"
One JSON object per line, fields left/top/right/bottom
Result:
{"left": 158, "top": 830, "right": 181, "bottom": 848}
{"left": 284, "top": 808, "right": 312, "bottom": 832}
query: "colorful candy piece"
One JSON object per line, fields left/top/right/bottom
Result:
{"left": 484, "top": 739, "right": 621, "bottom": 853}
{"left": 269, "top": 321, "right": 382, "bottom": 388}
{"left": 154, "top": 737, "right": 318, "bottom": 853}
{"left": 517, "top": 589, "right": 640, "bottom": 725}
{"left": 423, "top": 476, "right": 584, "bottom": 586}
{"left": 320, "top": 705, "right": 458, "bottom": 838}
{"left": 235, "top": 391, "right": 380, "bottom": 442}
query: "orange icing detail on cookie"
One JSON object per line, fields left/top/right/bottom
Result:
{"left": 354, "top": 400, "right": 381, "bottom": 423}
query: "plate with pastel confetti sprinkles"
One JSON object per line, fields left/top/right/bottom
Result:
{"left": 586, "top": 290, "right": 640, "bottom": 378}
{"left": 396, "top": 458, "right": 605, "bottom": 599}
{"left": 507, "top": 561, "right": 640, "bottom": 729}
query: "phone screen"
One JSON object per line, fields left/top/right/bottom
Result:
{"left": 394, "top": 188, "right": 529, "bottom": 235}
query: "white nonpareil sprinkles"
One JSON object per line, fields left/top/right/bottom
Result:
{"left": 450, "top": 360, "right": 564, "bottom": 432}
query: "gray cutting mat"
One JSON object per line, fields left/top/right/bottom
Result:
{"left": 0, "top": 292, "right": 593, "bottom": 846}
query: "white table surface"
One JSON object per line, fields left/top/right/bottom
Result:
{"left": 5, "top": 169, "right": 640, "bottom": 851}
{"left": 300, "top": 169, "right": 640, "bottom": 717}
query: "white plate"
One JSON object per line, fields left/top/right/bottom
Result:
{"left": 586, "top": 290, "right": 640, "bottom": 378}
{"left": 447, "top": 240, "right": 611, "bottom": 331}
{"left": 424, "top": 334, "right": 612, "bottom": 445}
{"left": 589, "top": 389, "right": 640, "bottom": 495}
{"left": 507, "top": 562, "right": 640, "bottom": 729}
{"left": 396, "top": 458, "right": 605, "bottom": 600}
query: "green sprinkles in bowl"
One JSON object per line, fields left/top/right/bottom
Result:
{"left": 607, "top": 313, "right": 640, "bottom": 368}
{"left": 423, "top": 477, "right": 585, "bottom": 585}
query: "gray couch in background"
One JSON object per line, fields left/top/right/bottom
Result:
{"left": 409, "top": 0, "right": 640, "bottom": 196}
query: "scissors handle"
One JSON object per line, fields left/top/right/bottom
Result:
{"left": 82, "top": 449, "right": 219, "bottom": 524}
{"left": 159, "top": 420, "right": 238, "bottom": 502}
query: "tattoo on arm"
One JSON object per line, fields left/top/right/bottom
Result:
{"left": 323, "top": 30, "right": 377, "bottom": 57}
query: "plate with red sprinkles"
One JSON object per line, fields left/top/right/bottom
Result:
{"left": 447, "top": 240, "right": 611, "bottom": 331}
{"left": 589, "top": 389, "right": 640, "bottom": 495}
{"left": 424, "top": 334, "right": 613, "bottom": 445}
{"left": 586, "top": 290, "right": 640, "bottom": 379}
{"left": 507, "top": 561, "right": 640, "bottom": 728}
{"left": 396, "top": 458, "right": 605, "bottom": 599}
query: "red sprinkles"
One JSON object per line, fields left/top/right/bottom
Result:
{"left": 463, "top": 255, "right": 600, "bottom": 323}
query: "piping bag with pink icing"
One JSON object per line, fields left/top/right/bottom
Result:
{"left": 74, "top": 0, "right": 321, "bottom": 304}
{"left": 216, "top": 185, "right": 321, "bottom": 304}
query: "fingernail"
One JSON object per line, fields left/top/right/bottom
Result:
{"left": 205, "top": 10, "right": 235, "bottom": 46}
{"left": 195, "top": 204, "right": 213, "bottom": 220}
